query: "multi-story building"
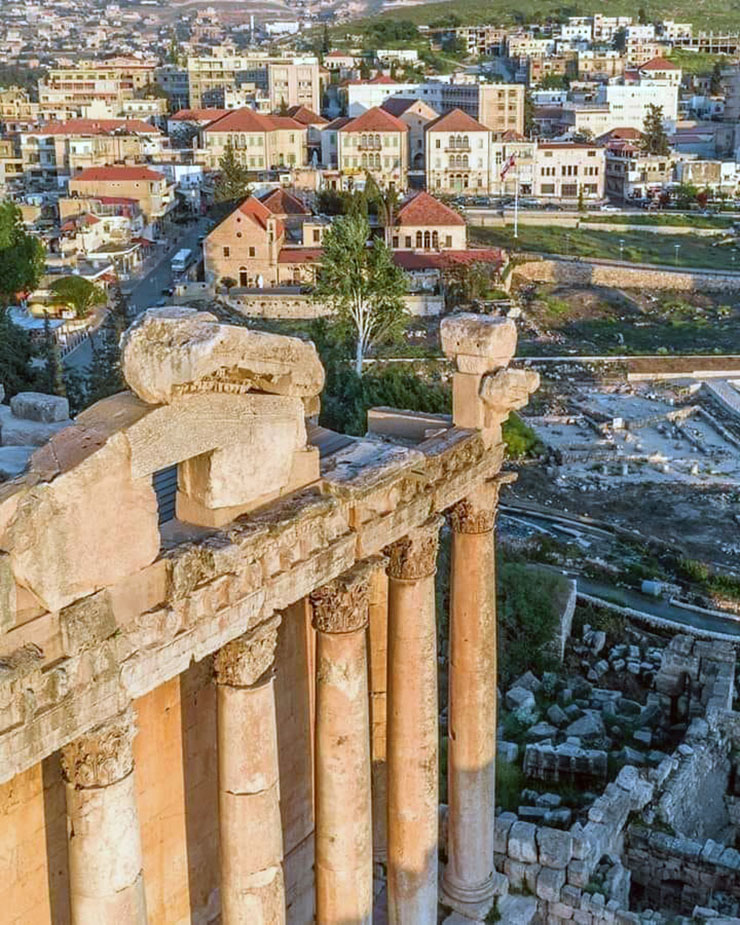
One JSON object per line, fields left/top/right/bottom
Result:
{"left": 198, "top": 108, "right": 308, "bottom": 171}
{"left": 534, "top": 142, "right": 605, "bottom": 200}
{"left": 506, "top": 33, "right": 557, "bottom": 58}
{"left": 425, "top": 109, "right": 492, "bottom": 194}
{"left": 592, "top": 14, "right": 633, "bottom": 44}
{"left": 490, "top": 134, "right": 537, "bottom": 196}
{"left": 676, "top": 159, "right": 740, "bottom": 196}
{"left": 337, "top": 106, "right": 408, "bottom": 191}
{"left": 599, "top": 60, "right": 681, "bottom": 131}
{"left": 154, "top": 66, "right": 189, "bottom": 111}
{"left": 20, "top": 119, "right": 167, "bottom": 183}
{"left": 381, "top": 98, "right": 439, "bottom": 171}
{"left": 0, "top": 86, "right": 38, "bottom": 129}
{"left": 604, "top": 142, "right": 676, "bottom": 200}
{"left": 268, "top": 61, "right": 321, "bottom": 114}
{"left": 38, "top": 58, "right": 157, "bottom": 118}
{"left": 578, "top": 50, "right": 625, "bottom": 80}
{"left": 68, "top": 165, "right": 176, "bottom": 229}
{"left": 454, "top": 26, "right": 507, "bottom": 57}
{"left": 527, "top": 53, "right": 578, "bottom": 86}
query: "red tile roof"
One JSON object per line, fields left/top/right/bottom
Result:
{"left": 396, "top": 192, "right": 465, "bottom": 227}
{"left": 34, "top": 118, "right": 161, "bottom": 135}
{"left": 238, "top": 195, "right": 278, "bottom": 231}
{"left": 340, "top": 106, "right": 408, "bottom": 133}
{"left": 204, "top": 108, "right": 304, "bottom": 133}
{"left": 639, "top": 56, "right": 680, "bottom": 71}
{"left": 171, "top": 108, "right": 230, "bottom": 122}
{"left": 427, "top": 108, "right": 488, "bottom": 133}
{"left": 258, "top": 188, "right": 310, "bottom": 216}
{"left": 277, "top": 246, "right": 323, "bottom": 263}
{"left": 285, "top": 105, "right": 328, "bottom": 126}
{"left": 393, "top": 248, "right": 504, "bottom": 270}
{"left": 71, "top": 166, "right": 165, "bottom": 181}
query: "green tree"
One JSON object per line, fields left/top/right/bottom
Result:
{"left": 638, "top": 6, "right": 649, "bottom": 24}
{"left": 321, "top": 23, "right": 330, "bottom": 55}
{"left": 0, "top": 200, "right": 45, "bottom": 307}
{"left": 675, "top": 182, "right": 699, "bottom": 208}
{"left": 0, "top": 307, "right": 35, "bottom": 397}
{"left": 640, "top": 104, "right": 670, "bottom": 156}
{"left": 214, "top": 139, "right": 252, "bottom": 204}
{"left": 364, "top": 171, "right": 400, "bottom": 245}
{"left": 523, "top": 90, "right": 535, "bottom": 137}
{"left": 539, "top": 73, "right": 569, "bottom": 90}
{"left": 83, "top": 287, "right": 129, "bottom": 405}
{"left": 40, "top": 313, "right": 65, "bottom": 397}
{"left": 49, "top": 275, "right": 106, "bottom": 319}
{"left": 278, "top": 96, "right": 289, "bottom": 115}
{"left": 313, "top": 214, "right": 408, "bottom": 374}
{"left": 613, "top": 27, "right": 627, "bottom": 52}
{"left": 710, "top": 61, "right": 723, "bottom": 96}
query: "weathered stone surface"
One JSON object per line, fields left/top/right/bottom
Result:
{"left": 121, "top": 307, "right": 325, "bottom": 404}
{"left": 480, "top": 368, "right": 540, "bottom": 416}
{"left": 506, "top": 686, "right": 536, "bottom": 711}
{"left": 509, "top": 821, "right": 538, "bottom": 863}
{"left": 0, "top": 551, "right": 15, "bottom": 632}
{"left": 566, "top": 711, "right": 606, "bottom": 741}
{"left": 440, "top": 314, "right": 518, "bottom": 372}
{"left": 0, "top": 414, "right": 68, "bottom": 447}
{"left": 536, "top": 864, "right": 566, "bottom": 901}
{"left": 0, "top": 446, "right": 34, "bottom": 479}
{"left": 4, "top": 433, "right": 159, "bottom": 612}
{"left": 214, "top": 616, "right": 281, "bottom": 686}
{"left": 10, "top": 391, "right": 69, "bottom": 423}
{"left": 59, "top": 590, "right": 117, "bottom": 656}
{"left": 537, "top": 826, "right": 574, "bottom": 869}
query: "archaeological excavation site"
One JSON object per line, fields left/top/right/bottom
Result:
{"left": 1, "top": 307, "right": 739, "bottom": 925}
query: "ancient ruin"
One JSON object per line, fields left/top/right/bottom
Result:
{"left": 0, "top": 307, "right": 539, "bottom": 924}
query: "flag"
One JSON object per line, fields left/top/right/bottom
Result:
{"left": 500, "top": 154, "right": 516, "bottom": 181}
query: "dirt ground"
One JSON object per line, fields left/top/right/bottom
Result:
{"left": 509, "top": 465, "right": 740, "bottom": 570}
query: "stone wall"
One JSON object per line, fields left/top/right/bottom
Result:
{"left": 221, "top": 291, "right": 444, "bottom": 319}
{"left": 514, "top": 258, "right": 740, "bottom": 292}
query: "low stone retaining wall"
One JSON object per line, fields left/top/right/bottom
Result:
{"left": 514, "top": 258, "right": 740, "bottom": 292}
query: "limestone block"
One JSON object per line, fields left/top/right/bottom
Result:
{"left": 441, "top": 314, "right": 518, "bottom": 372}
{"left": 0, "top": 446, "right": 33, "bottom": 480}
{"left": 506, "top": 686, "right": 536, "bottom": 711}
{"left": 121, "top": 307, "right": 325, "bottom": 403}
{"left": 504, "top": 858, "right": 539, "bottom": 893}
{"left": 59, "top": 590, "right": 116, "bottom": 656}
{"left": 494, "top": 812, "right": 517, "bottom": 854}
{"left": 537, "top": 865, "right": 566, "bottom": 902}
{"left": 567, "top": 860, "right": 591, "bottom": 888}
{"left": 480, "top": 368, "right": 541, "bottom": 418}
{"left": 0, "top": 552, "right": 15, "bottom": 632}
{"left": 5, "top": 433, "right": 159, "bottom": 612}
{"left": 0, "top": 414, "right": 68, "bottom": 447}
{"left": 509, "top": 821, "right": 538, "bottom": 863}
{"left": 10, "top": 392, "right": 69, "bottom": 423}
{"left": 538, "top": 827, "right": 574, "bottom": 869}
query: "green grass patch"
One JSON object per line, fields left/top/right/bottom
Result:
{"left": 586, "top": 213, "right": 735, "bottom": 229}
{"left": 503, "top": 412, "right": 543, "bottom": 458}
{"left": 470, "top": 223, "right": 740, "bottom": 271}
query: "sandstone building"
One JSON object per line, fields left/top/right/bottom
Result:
{"left": 0, "top": 307, "right": 537, "bottom": 925}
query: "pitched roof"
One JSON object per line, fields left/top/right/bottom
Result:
{"left": 277, "top": 246, "right": 323, "bottom": 263}
{"left": 340, "top": 106, "right": 408, "bottom": 133}
{"left": 639, "top": 56, "right": 680, "bottom": 71}
{"left": 285, "top": 105, "right": 327, "bottom": 126}
{"left": 204, "top": 108, "right": 304, "bottom": 133}
{"left": 238, "top": 195, "right": 276, "bottom": 230}
{"left": 426, "top": 108, "right": 489, "bottom": 133}
{"left": 380, "top": 98, "right": 418, "bottom": 117}
{"left": 393, "top": 248, "right": 504, "bottom": 270}
{"left": 71, "top": 166, "right": 165, "bottom": 181}
{"left": 325, "top": 116, "right": 352, "bottom": 131}
{"left": 258, "top": 188, "right": 310, "bottom": 216}
{"left": 396, "top": 192, "right": 465, "bottom": 227}
{"left": 34, "top": 118, "right": 161, "bottom": 135}
{"left": 171, "top": 108, "right": 230, "bottom": 122}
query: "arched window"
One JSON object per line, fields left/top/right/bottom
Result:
{"left": 375, "top": 134, "right": 381, "bottom": 149}
{"left": 432, "top": 231, "right": 439, "bottom": 248}
{"left": 416, "top": 231, "right": 423, "bottom": 248}
{"left": 462, "top": 155, "right": 468, "bottom": 168}
{"left": 424, "top": 231, "right": 431, "bottom": 248}
{"left": 462, "top": 135, "right": 469, "bottom": 148}
{"left": 239, "top": 267, "right": 248, "bottom": 287}
{"left": 361, "top": 153, "right": 367, "bottom": 168}
{"left": 361, "top": 134, "right": 367, "bottom": 148}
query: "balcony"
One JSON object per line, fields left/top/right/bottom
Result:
{"left": 445, "top": 145, "right": 471, "bottom": 152}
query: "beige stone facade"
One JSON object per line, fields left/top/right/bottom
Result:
{"left": 338, "top": 106, "right": 408, "bottom": 191}
{"left": 68, "top": 166, "right": 176, "bottom": 226}
{"left": 0, "top": 306, "right": 537, "bottom": 925}
{"left": 425, "top": 108, "right": 493, "bottom": 194}
{"left": 534, "top": 142, "right": 605, "bottom": 201}
{"left": 198, "top": 109, "right": 308, "bottom": 171}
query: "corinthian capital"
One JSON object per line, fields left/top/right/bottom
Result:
{"left": 449, "top": 475, "right": 517, "bottom": 534}
{"left": 310, "top": 560, "right": 380, "bottom": 634}
{"left": 385, "top": 515, "right": 444, "bottom": 581}
{"left": 61, "top": 708, "right": 136, "bottom": 788}
{"left": 214, "top": 615, "right": 282, "bottom": 687}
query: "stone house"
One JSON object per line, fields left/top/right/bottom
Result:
{"left": 604, "top": 142, "right": 676, "bottom": 201}
{"left": 391, "top": 191, "right": 467, "bottom": 251}
{"left": 337, "top": 106, "right": 408, "bottom": 191}
{"left": 197, "top": 108, "right": 308, "bottom": 171}
{"left": 68, "top": 165, "right": 176, "bottom": 233}
{"left": 425, "top": 108, "right": 492, "bottom": 194}
{"left": 534, "top": 142, "right": 605, "bottom": 201}
{"left": 381, "top": 97, "right": 439, "bottom": 172}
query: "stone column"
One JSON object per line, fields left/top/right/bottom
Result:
{"left": 386, "top": 516, "right": 443, "bottom": 925}
{"left": 214, "top": 616, "right": 285, "bottom": 925}
{"left": 61, "top": 708, "right": 147, "bottom": 925}
{"left": 441, "top": 482, "right": 502, "bottom": 919}
{"left": 368, "top": 564, "right": 389, "bottom": 866}
{"left": 310, "top": 562, "right": 374, "bottom": 925}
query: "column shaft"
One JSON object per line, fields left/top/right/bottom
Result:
{"left": 311, "top": 562, "right": 374, "bottom": 925}
{"left": 386, "top": 517, "right": 442, "bottom": 925}
{"left": 62, "top": 709, "right": 147, "bottom": 925}
{"left": 215, "top": 618, "right": 285, "bottom": 925}
{"left": 368, "top": 566, "right": 389, "bottom": 865}
{"left": 442, "top": 490, "right": 499, "bottom": 914}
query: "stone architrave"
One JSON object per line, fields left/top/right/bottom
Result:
{"left": 214, "top": 616, "right": 286, "bottom": 925}
{"left": 385, "top": 516, "right": 443, "bottom": 925}
{"left": 310, "top": 561, "right": 375, "bottom": 925}
{"left": 442, "top": 479, "right": 509, "bottom": 919}
{"left": 61, "top": 708, "right": 148, "bottom": 925}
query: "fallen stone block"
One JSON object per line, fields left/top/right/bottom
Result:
{"left": 508, "top": 820, "right": 538, "bottom": 864}
{"left": 10, "top": 392, "right": 69, "bottom": 423}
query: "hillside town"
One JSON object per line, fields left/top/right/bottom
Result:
{"left": 2, "top": 2, "right": 740, "bottom": 925}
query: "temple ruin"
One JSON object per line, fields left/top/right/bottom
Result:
{"left": 0, "top": 307, "right": 539, "bottom": 924}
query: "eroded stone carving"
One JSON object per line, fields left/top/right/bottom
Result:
{"left": 310, "top": 560, "right": 379, "bottom": 634}
{"left": 214, "top": 615, "right": 282, "bottom": 686}
{"left": 480, "top": 368, "right": 541, "bottom": 416}
{"left": 440, "top": 314, "right": 518, "bottom": 373}
{"left": 61, "top": 708, "right": 136, "bottom": 788}
{"left": 385, "top": 516, "right": 444, "bottom": 580}
{"left": 121, "top": 307, "right": 325, "bottom": 404}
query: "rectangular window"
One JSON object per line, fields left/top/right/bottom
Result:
{"left": 405, "top": 235, "right": 412, "bottom": 247}
{"left": 392, "top": 236, "right": 399, "bottom": 247}
{"left": 223, "top": 246, "right": 230, "bottom": 257}
{"left": 445, "top": 235, "right": 452, "bottom": 247}
{"left": 313, "top": 229, "right": 320, "bottom": 242}
{"left": 562, "top": 183, "right": 578, "bottom": 197}
{"left": 541, "top": 183, "right": 555, "bottom": 194}
{"left": 249, "top": 246, "right": 256, "bottom": 257}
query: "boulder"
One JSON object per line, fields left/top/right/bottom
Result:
{"left": 0, "top": 446, "right": 34, "bottom": 479}
{"left": 121, "top": 307, "right": 325, "bottom": 404}
{"left": 526, "top": 722, "right": 557, "bottom": 742}
{"left": 506, "top": 686, "right": 536, "bottom": 711}
{"left": 513, "top": 670, "right": 542, "bottom": 693}
{"left": 547, "top": 704, "right": 568, "bottom": 727}
{"left": 565, "top": 711, "right": 606, "bottom": 741}
{"left": 0, "top": 415, "right": 68, "bottom": 447}
{"left": 498, "top": 741, "right": 519, "bottom": 764}
{"left": 537, "top": 827, "right": 574, "bottom": 869}
{"left": 9, "top": 392, "right": 69, "bottom": 423}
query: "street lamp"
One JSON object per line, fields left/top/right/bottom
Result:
{"left": 674, "top": 243, "right": 680, "bottom": 266}
{"left": 619, "top": 238, "right": 625, "bottom": 261}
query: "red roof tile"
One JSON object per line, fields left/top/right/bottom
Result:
{"left": 340, "top": 106, "right": 408, "bottom": 133}
{"left": 258, "top": 188, "right": 310, "bottom": 216}
{"left": 34, "top": 118, "right": 161, "bottom": 135}
{"left": 396, "top": 192, "right": 465, "bottom": 227}
{"left": 171, "top": 108, "right": 230, "bottom": 122}
{"left": 277, "top": 246, "right": 323, "bottom": 263}
{"left": 285, "top": 105, "right": 328, "bottom": 126}
{"left": 71, "top": 166, "right": 165, "bottom": 181}
{"left": 204, "top": 108, "right": 304, "bottom": 133}
{"left": 426, "top": 108, "right": 489, "bottom": 133}
{"left": 394, "top": 248, "right": 504, "bottom": 270}
{"left": 639, "top": 56, "right": 680, "bottom": 71}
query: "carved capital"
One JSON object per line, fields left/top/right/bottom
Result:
{"left": 310, "top": 560, "right": 379, "bottom": 634}
{"left": 385, "top": 515, "right": 443, "bottom": 581}
{"left": 449, "top": 474, "right": 516, "bottom": 534}
{"left": 61, "top": 708, "right": 136, "bottom": 788}
{"left": 214, "top": 615, "right": 281, "bottom": 687}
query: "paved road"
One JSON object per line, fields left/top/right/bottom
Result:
{"left": 63, "top": 218, "right": 210, "bottom": 372}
